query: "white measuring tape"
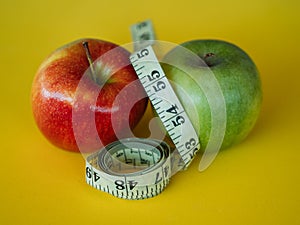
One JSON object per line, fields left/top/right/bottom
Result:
{"left": 86, "top": 138, "right": 171, "bottom": 200}
{"left": 84, "top": 20, "right": 200, "bottom": 199}
{"left": 129, "top": 45, "right": 200, "bottom": 166}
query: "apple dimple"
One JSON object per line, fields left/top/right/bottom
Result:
{"left": 201, "top": 52, "right": 223, "bottom": 67}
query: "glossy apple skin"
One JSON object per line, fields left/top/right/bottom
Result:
{"left": 31, "top": 38, "right": 147, "bottom": 152}
{"left": 162, "top": 40, "right": 262, "bottom": 150}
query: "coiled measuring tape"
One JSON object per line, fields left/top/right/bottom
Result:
{"left": 86, "top": 138, "right": 171, "bottom": 200}
{"left": 85, "top": 20, "right": 200, "bottom": 199}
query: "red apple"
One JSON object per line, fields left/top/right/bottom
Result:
{"left": 31, "top": 38, "right": 148, "bottom": 152}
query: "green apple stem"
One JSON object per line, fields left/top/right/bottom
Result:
{"left": 82, "top": 41, "right": 97, "bottom": 83}
{"left": 203, "top": 53, "right": 218, "bottom": 67}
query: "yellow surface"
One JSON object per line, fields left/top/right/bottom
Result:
{"left": 1, "top": 0, "right": 299, "bottom": 224}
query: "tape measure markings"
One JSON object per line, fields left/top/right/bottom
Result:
{"left": 130, "top": 19, "right": 155, "bottom": 51}
{"left": 133, "top": 65, "right": 145, "bottom": 74}
{"left": 86, "top": 138, "right": 171, "bottom": 199}
{"left": 130, "top": 46, "right": 200, "bottom": 167}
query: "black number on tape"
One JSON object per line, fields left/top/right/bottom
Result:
{"left": 86, "top": 167, "right": 101, "bottom": 182}
{"left": 153, "top": 81, "right": 166, "bottom": 92}
{"left": 86, "top": 167, "right": 92, "bottom": 179}
{"left": 137, "top": 49, "right": 149, "bottom": 59}
{"left": 189, "top": 147, "right": 199, "bottom": 160}
{"left": 128, "top": 180, "right": 138, "bottom": 190}
{"left": 93, "top": 172, "right": 100, "bottom": 182}
{"left": 137, "top": 21, "right": 148, "bottom": 30}
{"left": 164, "top": 166, "right": 169, "bottom": 177}
{"left": 155, "top": 172, "right": 162, "bottom": 184}
{"left": 147, "top": 70, "right": 160, "bottom": 81}
{"left": 166, "top": 104, "right": 179, "bottom": 114}
{"left": 139, "top": 33, "right": 151, "bottom": 41}
{"left": 115, "top": 180, "right": 125, "bottom": 190}
{"left": 172, "top": 115, "right": 185, "bottom": 127}
{"left": 114, "top": 180, "right": 138, "bottom": 191}
{"left": 185, "top": 138, "right": 196, "bottom": 150}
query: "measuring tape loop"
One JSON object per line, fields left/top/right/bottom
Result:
{"left": 86, "top": 138, "right": 171, "bottom": 200}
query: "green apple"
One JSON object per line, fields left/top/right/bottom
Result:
{"left": 162, "top": 39, "right": 262, "bottom": 151}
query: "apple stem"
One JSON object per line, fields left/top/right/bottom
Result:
{"left": 82, "top": 41, "right": 97, "bottom": 82}
{"left": 203, "top": 53, "right": 218, "bottom": 67}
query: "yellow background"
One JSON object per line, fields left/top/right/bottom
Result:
{"left": 1, "top": 0, "right": 299, "bottom": 224}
